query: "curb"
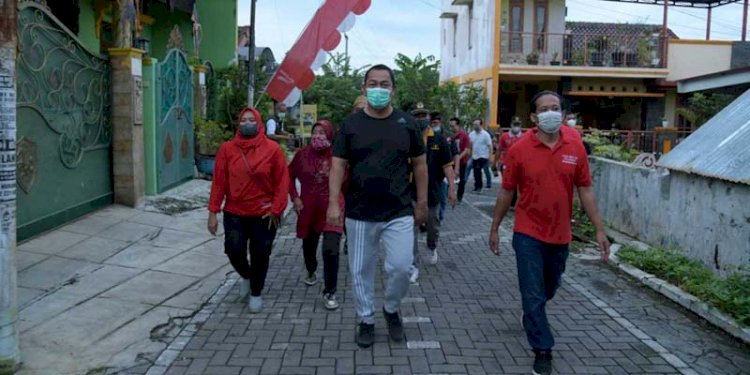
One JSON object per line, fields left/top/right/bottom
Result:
{"left": 608, "top": 243, "right": 750, "bottom": 345}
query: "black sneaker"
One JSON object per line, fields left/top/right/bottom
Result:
{"left": 356, "top": 322, "right": 375, "bottom": 348}
{"left": 383, "top": 308, "right": 404, "bottom": 342}
{"left": 532, "top": 349, "right": 553, "bottom": 375}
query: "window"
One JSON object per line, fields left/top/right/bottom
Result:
{"left": 510, "top": 0, "right": 523, "bottom": 53}
{"left": 534, "top": 0, "right": 548, "bottom": 52}
{"left": 453, "top": 18, "right": 457, "bottom": 57}
{"left": 468, "top": 5, "right": 473, "bottom": 50}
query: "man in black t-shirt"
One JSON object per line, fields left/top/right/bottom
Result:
{"left": 328, "top": 64, "right": 428, "bottom": 348}
{"left": 408, "top": 108, "right": 456, "bottom": 284}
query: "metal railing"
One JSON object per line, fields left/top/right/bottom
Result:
{"left": 495, "top": 128, "right": 692, "bottom": 154}
{"left": 500, "top": 31, "right": 667, "bottom": 68}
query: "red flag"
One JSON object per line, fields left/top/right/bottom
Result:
{"left": 265, "top": 0, "right": 371, "bottom": 106}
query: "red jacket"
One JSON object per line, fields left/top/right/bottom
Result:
{"left": 208, "top": 107, "right": 290, "bottom": 217}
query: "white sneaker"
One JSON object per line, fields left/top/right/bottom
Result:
{"left": 429, "top": 249, "right": 438, "bottom": 265}
{"left": 409, "top": 266, "right": 420, "bottom": 284}
{"left": 248, "top": 296, "right": 263, "bottom": 313}
{"left": 323, "top": 293, "right": 340, "bottom": 310}
{"left": 239, "top": 278, "right": 250, "bottom": 298}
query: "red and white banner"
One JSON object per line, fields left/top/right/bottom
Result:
{"left": 265, "top": 0, "right": 371, "bottom": 106}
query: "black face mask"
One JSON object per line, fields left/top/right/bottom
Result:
{"left": 239, "top": 123, "right": 259, "bottom": 137}
{"left": 417, "top": 119, "right": 430, "bottom": 132}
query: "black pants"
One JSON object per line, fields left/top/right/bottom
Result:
{"left": 223, "top": 212, "right": 278, "bottom": 297}
{"left": 457, "top": 163, "right": 468, "bottom": 202}
{"left": 302, "top": 231, "right": 341, "bottom": 295}
{"left": 473, "top": 158, "right": 488, "bottom": 191}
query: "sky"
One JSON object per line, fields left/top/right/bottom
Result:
{"left": 238, "top": 0, "right": 747, "bottom": 71}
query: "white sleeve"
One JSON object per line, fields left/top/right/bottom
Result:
{"left": 266, "top": 119, "right": 276, "bottom": 135}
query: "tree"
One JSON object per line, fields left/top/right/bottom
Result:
{"left": 431, "top": 82, "right": 488, "bottom": 132}
{"left": 392, "top": 53, "right": 440, "bottom": 112}
{"left": 677, "top": 92, "right": 735, "bottom": 129}
{"left": 303, "top": 53, "right": 365, "bottom": 128}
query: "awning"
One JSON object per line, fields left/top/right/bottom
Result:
{"left": 265, "top": 0, "right": 372, "bottom": 106}
{"left": 566, "top": 90, "right": 665, "bottom": 98}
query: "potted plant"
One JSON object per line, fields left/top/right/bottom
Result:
{"left": 550, "top": 52, "right": 561, "bottom": 66}
{"left": 526, "top": 50, "right": 540, "bottom": 65}
{"left": 588, "top": 36, "right": 608, "bottom": 66}
{"left": 195, "top": 115, "right": 232, "bottom": 176}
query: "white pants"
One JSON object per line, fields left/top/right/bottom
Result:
{"left": 346, "top": 216, "right": 414, "bottom": 324}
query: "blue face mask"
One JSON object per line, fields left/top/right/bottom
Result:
{"left": 432, "top": 126, "right": 441, "bottom": 133}
{"left": 366, "top": 88, "right": 391, "bottom": 109}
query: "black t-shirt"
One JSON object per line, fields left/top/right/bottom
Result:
{"left": 421, "top": 132, "right": 453, "bottom": 207}
{"left": 333, "top": 109, "right": 425, "bottom": 222}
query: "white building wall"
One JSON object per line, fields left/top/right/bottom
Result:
{"left": 440, "top": 0, "right": 495, "bottom": 81}
{"left": 666, "top": 41, "right": 732, "bottom": 82}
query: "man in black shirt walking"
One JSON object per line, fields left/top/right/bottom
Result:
{"left": 328, "top": 64, "right": 428, "bottom": 348}
{"left": 408, "top": 107, "right": 456, "bottom": 284}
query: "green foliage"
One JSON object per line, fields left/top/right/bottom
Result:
{"left": 572, "top": 203, "right": 596, "bottom": 241}
{"left": 676, "top": 92, "right": 734, "bottom": 128}
{"left": 431, "top": 82, "right": 488, "bottom": 131}
{"left": 584, "top": 130, "right": 639, "bottom": 162}
{"left": 208, "top": 60, "right": 273, "bottom": 133}
{"left": 302, "top": 53, "right": 365, "bottom": 128}
{"left": 393, "top": 53, "right": 440, "bottom": 113}
{"left": 618, "top": 246, "right": 750, "bottom": 327}
{"left": 195, "top": 115, "right": 232, "bottom": 155}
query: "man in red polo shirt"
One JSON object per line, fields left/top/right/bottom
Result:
{"left": 488, "top": 90, "right": 610, "bottom": 375}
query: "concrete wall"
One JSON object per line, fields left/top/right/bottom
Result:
{"left": 440, "top": 0, "right": 495, "bottom": 80}
{"left": 667, "top": 40, "right": 732, "bottom": 82}
{"left": 591, "top": 157, "right": 750, "bottom": 274}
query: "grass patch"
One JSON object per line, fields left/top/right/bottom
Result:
{"left": 618, "top": 245, "right": 750, "bottom": 327}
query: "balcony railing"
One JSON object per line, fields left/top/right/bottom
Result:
{"left": 500, "top": 31, "right": 668, "bottom": 68}
{"left": 495, "top": 128, "right": 692, "bottom": 154}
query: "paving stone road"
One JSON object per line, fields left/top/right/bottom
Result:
{"left": 135, "top": 186, "right": 750, "bottom": 375}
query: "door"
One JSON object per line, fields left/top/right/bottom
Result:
{"left": 156, "top": 49, "right": 194, "bottom": 193}
{"left": 16, "top": 2, "right": 113, "bottom": 240}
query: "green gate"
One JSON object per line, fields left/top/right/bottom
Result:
{"left": 156, "top": 49, "right": 194, "bottom": 193}
{"left": 16, "top": 2, "right": 113, "bottom": 241}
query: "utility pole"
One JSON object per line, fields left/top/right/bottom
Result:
{"left": 344, "top": 33, "right": 349, "bottom": 74}
{"left": 247, "top": 0, "right": 257, "bottom": 107}
{"left": 0, "top": 0, "right": 21, "bottom": 372}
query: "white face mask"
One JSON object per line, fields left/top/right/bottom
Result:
{"left": 536, "top": 111, "right": 563, "bottom": 134}
{"left": 277, "top": 112, "right": 286, "bottom": 119}
{"left": 566, "top": 119, "right": 577, "bottom": 127}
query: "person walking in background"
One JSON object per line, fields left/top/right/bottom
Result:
{"left": 469, "top": 118, "right": 493, "bottom": 193}
{"left": 450, "top": 117, "right": 470, "bottom": 203}
{"left": 328, "top": 64, "right": 427, "bottom": 348}
{"left": 266, "top": 102, "right": 294, "bottom": 145}
{"left": 407, "top": 106, "right": 456, "bottom": 284}
{"left": 497, "top": 117, "right": 524, "bottom": 208}
{"left": 488, "top": 91, "right": 610, "bottom": 375}
{"left": 288, "top": 120, "right": 344, "bottom": 310}
{"left": 208, "top": 107, "right": 290, "bottom": 314}
{"left": 430, "top": 113, "right": 450, "bottom": 223}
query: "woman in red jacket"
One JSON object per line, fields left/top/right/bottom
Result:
{"left": 207, "top": 107, "right": 290, "bottom": 314}
{"left": 288, "top": 120, "right": 345, "bottom": 310}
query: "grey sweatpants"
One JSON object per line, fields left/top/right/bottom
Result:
{"left": 346, "top": 216, "right": 414, "bottom": 324}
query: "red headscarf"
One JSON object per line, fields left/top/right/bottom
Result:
{"left": 233, "top": 107, "right": 268, "bottom": 151}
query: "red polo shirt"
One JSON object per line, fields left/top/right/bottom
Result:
{"left": 502, "top": 127, "right": 592, "bottom": 244}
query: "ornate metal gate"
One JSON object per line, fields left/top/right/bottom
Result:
{"left": 156, "top": 49, "right": 194, "bottom": 192}
{"left": 16, "top": 2, "right": 113, "bottom": 240}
